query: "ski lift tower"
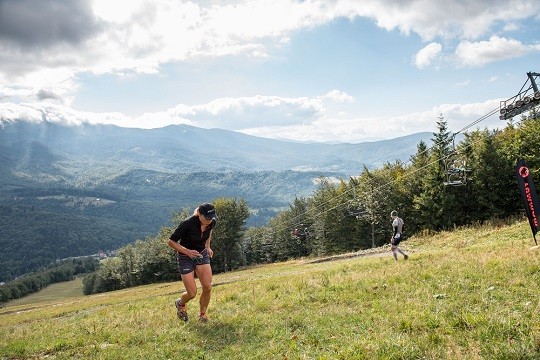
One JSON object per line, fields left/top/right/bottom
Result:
{"left": 500, "top": 72, "right": 540, "bottom": 120}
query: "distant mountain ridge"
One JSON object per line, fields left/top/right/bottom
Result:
{"left": 0, "top": 120, "right": 431, "bottom": 177}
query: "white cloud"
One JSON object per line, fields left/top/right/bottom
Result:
{"left": 172, "top": 95, "right": 326, "bottom": 129}
{"left": 321, "top": 90, "right": 354, "bottom": 103}
{"left": 0, "top": 94, "right": 326, "bottom": 130}
{"left": 414, "top": 42, "right": 442, "bottom": 69}
{"left": 337, "top": 0, "right": 540, "bottom": 40}
{"left": 0, "top": 78, "right": 75, "bottom": 105}
{"left": 216, "top": 99, "right": 504, "bottom": 143}
{"left": 0, "top": 86, "right": 33, "bottom": 99}
{"left": 0, "top": 101, "right": 132, "bottom": 127}
{"left": 0, "top": 103, "right": 43, "bottom": 125}
{"left": 92, "top": 0, "right": 148, "bottom": 23}
{"left": 503, "top": 22, "right": 519, "bottom": 32}
{"left": 454, "top": 36, "right": 540, "bottom": 67}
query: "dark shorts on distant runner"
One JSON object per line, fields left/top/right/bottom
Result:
{"left": 391, "top": 234, "right": 402, "bottom": 246}
{"left": 176, "top": 249, "right": 211, "bottom": 275}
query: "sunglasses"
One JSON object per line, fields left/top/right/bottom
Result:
{"left": 192, "top": 256, "right": 204, "bottom": 265}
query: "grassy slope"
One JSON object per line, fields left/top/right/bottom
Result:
{"left": 1, "top": 220, "right": 539, "bottom": 359}
{"left": 3, "top": 278, "right": 84, "bottom": 308}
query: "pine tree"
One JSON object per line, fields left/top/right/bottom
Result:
{"left": 414, "top": 115, "right": 457, "bottom": 231}
{"left": 403, "top": 140, "right": 429, "bottom": 232}
{"left": 211, "top": 198, "right": 250, "bottom": 272}
{"left": 307, "top": 178, "right": 344, "bottom": 256}
{"left": 355, "top": 166, "right": 389, "bottom": 248}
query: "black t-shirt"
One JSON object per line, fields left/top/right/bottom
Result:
{"left": 170, "top": 215, "right": 215, "bottom": 252}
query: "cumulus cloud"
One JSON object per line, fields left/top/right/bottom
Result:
{"left": 169, "top": 95, "right": 325, "bottom": 129}
{"left": 0, "top": 101, "right": 122, "bottom": 127}
{"left": 0, "top": 94, "right": 326, "bottom": 130}
{"left": 222, "top": 99, "right": 505, "bottom": 143}
{"left": 414, "top": 42, "right": 442, "bottom": 69}
{"left": 0, "top": 0, "right": 101, "bottom": 48}
{"left": 338, "top": 0, "right": 540, "bottom": 40}
{"left": 454, "top": 36, "right": 540, "bottom": 67}
{"left": 36, "top": 89, "right": 63, "bottom": 102}
{"left": 503, "top": 23, "right": 519, "bottom": 32}
{"left": 321, "top": 90, "right": 354, "bottom": 103}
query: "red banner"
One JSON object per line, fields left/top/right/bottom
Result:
{"left": 516, "top": 159, "right": 540, "bottom": 244}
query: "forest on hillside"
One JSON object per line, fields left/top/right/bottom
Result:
{"left": 81, "top": 114, "right": 540, "bottom": 295}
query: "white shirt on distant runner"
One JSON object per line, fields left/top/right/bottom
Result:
{"left": 392, "top": 217, "right": 404, "bottom": 239}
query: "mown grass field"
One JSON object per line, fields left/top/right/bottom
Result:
{"left": 4, "top": 278, "right": 84, "bottom": 308}
{"left": 1, "top": 219, "right": 539, "bottom": 359}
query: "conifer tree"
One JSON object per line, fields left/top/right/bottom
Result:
{"left": 403, "top": 140, "right": 430, "bottom": 233}
{"left": 414, "top": 115, "right": 457, "bottom": 230}
{"left": 355, "top": 166, "right": 389, "bottom": 248}
{"left": 211, "top": 198, "right": 250, "bottom": 272}
{"left": 307, "top": 178, "right": 348, "bottom": 255}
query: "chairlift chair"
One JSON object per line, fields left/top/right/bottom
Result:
{"left": 292, "top": 224, "right": 310, "bottom": 239}
{"left": 347, "top": 202, "right": 367, "bottom": 218}
{"left": 443, "top": 157, "right": 472, "bottom": 186}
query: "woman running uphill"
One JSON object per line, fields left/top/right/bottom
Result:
{"left": 167, "top": 203, "right": 217, "bottom": 322}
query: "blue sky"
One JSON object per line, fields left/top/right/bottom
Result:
{"left": 0, "top": 0, "right": 539, "bottom": 142}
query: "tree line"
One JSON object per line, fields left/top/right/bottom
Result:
{"left": 0, "top": 257, "right": 99, "bottom": 304}
{"left": 81, "top": 113, "right": 539, "bottom": 294}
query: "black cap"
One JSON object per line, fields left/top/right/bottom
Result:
{"left": 199, "top": 203, "right": 217, "bottom": 221}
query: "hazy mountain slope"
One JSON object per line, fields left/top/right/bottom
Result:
{"left": 0, "top": 120, "right": 432, "bottom": 176}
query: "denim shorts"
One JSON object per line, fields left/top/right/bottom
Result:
{"left": 176, "top": 249, "right": 211, "bottom": 274}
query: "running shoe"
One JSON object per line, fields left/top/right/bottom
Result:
{"left": 199, "top": 312, "right": 209, "bottom": 323}
{"left": 175, "top": 298, "right": 188, "bottom": 322}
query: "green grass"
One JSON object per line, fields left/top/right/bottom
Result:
{"left": 1, "top": 219, "right": 539, "bottom": 359}
{"left": 4, "top": 277, "right": 84, "bottom": 307}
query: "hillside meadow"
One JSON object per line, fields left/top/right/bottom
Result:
{"left": 1, "top": 219, "right": 539, "bottom": 359}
